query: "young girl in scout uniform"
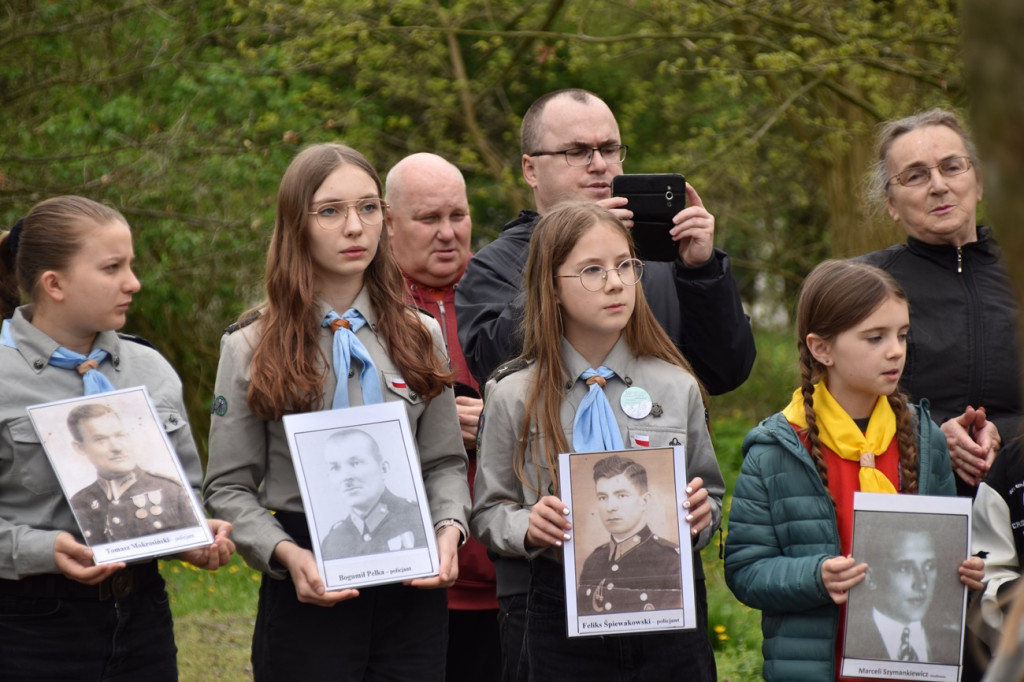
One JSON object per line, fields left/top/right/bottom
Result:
{"left": 0, "top": 195, "right": 233, "bottom": 680}
{"left": 470, "top": 201, "right": 724, "bottom": 680}
{"left": 724, "top": 260, "right": 985, "bottom": 681}
{"left": 203, "top": 143, "right": 470, "bottom": 681}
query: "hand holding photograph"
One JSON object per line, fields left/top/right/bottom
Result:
{"left": 558, "top": 446, "right": 696, "bottom": 637}
{"left": 283, "top": 400, "right": 439, "bottom": 591}
{"left": 842, "top": 492, "right": 971, "bottom": 682}
{"left": 27, "top": 386, "right": 213, "bottom": 563}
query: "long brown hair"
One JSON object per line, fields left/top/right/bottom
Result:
{"left": 795, "top": 260, "right": 919, "bottom": 499}
{"left": 1, "top": 196, "right": 127, "bottom": 319}
{"left": 514, "top": 201, "right": 703, "bottom": 497}
{"left": 246, "top": 143, "right": 451, "bottom": 421}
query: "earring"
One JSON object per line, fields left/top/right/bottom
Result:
{"left": 822, "top": 359, "right": 832, "bottom": 366}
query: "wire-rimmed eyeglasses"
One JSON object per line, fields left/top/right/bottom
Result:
{"left": 529, "top": 145, "right": 628, "bottom": 167}
{"left": 308, "top": 198, "right": 388, "bottom": 230}
{"left": 887, "top": 156, "right": 973, "bottom": 188}
{"left": 555, "top": 258, "right": 644, "bottom": 292}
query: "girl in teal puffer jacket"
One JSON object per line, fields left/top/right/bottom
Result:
{"left": 724, "top": 260, "right": 985, "bottom": 681}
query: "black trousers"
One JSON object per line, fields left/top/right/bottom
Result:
{"left": 523, "top": 557, "right": 716, "bottom": 682}
{"left": 0, "top": 562, "right": 177, "bottom": 681}
{"left": 254, "top": 511, "right": 449, "bottom": 681}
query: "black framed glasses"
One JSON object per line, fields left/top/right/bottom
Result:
{"left": 887, "top": 156, "right": 973, "bottom": 188}
{"left": 308, "top": 198, "right": 387, "bottom": 230}
{"left": 529, "top": 145, "right": 628, "bottom": 167}
{"left": 556, "top": 258, "right": 644, "bottom": 292}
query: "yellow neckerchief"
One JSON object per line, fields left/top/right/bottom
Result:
{"left": 782, "top": 382, "right": 898, "bottom": 494}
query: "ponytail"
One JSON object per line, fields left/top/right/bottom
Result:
{"left": 1, "top": 219, "right": 24, "bottom": 318}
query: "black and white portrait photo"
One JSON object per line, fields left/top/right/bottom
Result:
{"left": 842, "top": 492, "right": 971, "bottom": 681}
{"left": 283, "top": 401, "right": 439, "bottom": 591}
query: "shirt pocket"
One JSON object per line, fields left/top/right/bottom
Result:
{"left": 158, "top": 408, "right": 188, "bottom": 436}
{"left": 624, "top": 425, "right": 686, "bottom": 450}
{"left": 8, "top": 416, "right": 62, "bottom": 495}
{"left": 382, "top": 371, "right": 424, "bottom": 406}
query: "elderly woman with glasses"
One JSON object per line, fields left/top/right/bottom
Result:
{"left": 858, "top": 109, "right": 1021, "bottom": 681}
{"left": 860, "top": 109, "right": 1020, "bottom": 497}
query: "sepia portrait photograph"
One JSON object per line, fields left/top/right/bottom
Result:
{"left": 842, "top": 492, "right": 971, "bottom": 681}
{"left": 558, "top": 446, "right": 696, "bottom": 637}
{"left": 283, "top": 401, "right": 439, "bottom": 591}
{"left": 26, "top": 387, "right": 212, "bottom": 563}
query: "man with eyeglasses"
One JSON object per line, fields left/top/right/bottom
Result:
{"left": 456, "top": 88, "right": 755, "bottom": 682}
{"left": 456, "top": 88, "right": 754, "bottom": 394}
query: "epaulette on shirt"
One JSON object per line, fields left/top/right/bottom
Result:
{"left": 491, "top": 358, "right": 530, "bottom": 384}
{"left": 408, "top": 303, "right": 435, "bottom": 319}
{"left": 116, "top": 332, "right": 157, "bottom": 350}
{"left": 224, "top": 309, "right": 262, "bottom": 335}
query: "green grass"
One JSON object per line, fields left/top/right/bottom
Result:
{"left": 165, "top": 330, "right": 798, "bottom": 680}
{"left": 163, "top": 554, "right": 259, "bottom": 681}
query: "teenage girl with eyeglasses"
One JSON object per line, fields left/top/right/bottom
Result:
{"left": 470, "top": 200, "right": 724, "bottom": 680}
{"left": 203, "top": 143, "right": 470, "bottom": 681}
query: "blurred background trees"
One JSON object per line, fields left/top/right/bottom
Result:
{"left": 0, "top": 0, "right": 967, "bottom": 452}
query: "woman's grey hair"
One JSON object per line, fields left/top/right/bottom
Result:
{"left": 866, "top": 108, "right": 981, "bottom": 213}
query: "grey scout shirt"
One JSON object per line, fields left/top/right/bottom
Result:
{"left": 0, "top": 306, "right": 202, "bottom": 580}
{"left": 203, "top": 289, "right": 470, "bottom": 578}
{"left": 470, "top": 336, "right": 725, "bottom": 567}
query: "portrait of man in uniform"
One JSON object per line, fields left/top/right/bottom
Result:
{"left": 576, "top": 454, "right": 682, "bottom": 615}
{"left": 67, "top": 403, "right": 198, "bottom": 543}
{"left": 319, "top": 427, "right": 427, "bottom": 560}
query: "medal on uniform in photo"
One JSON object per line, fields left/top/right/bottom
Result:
{"left": 620, "top": 386, "right": 652, "bottom": 419}
{"left": 132, "top": 493, "right": 149, "bottom": 519}
{"left": 148, "top": 490, "right": 163, "bottom": 516}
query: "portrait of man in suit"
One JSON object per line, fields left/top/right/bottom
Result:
{"left": 845, "top": 519, "right": 963, "bottom": 666}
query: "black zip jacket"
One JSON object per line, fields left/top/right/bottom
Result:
{"left": 860, "top": 226, "right": 1021, "bottom": 489}
{"left": 455, "top": 210, "right": 756, "bottom": 394}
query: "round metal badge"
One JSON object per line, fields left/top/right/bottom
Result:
{"left": 620, "top": 386, "right": 652, "bottom": 419}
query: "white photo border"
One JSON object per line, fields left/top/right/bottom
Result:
{"left": 26, "top": 386, "right": 212, "bottom": 564}
{"left": 841, "top": 491, "right": 971, "bottom": 682}
{"left": 284, "top": 401, "right": 440, "bottom": 591}
{"left": 558, "top": 445, "right": 696, "bottom": 638}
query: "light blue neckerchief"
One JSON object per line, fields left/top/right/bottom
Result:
{"left": 572, "top": 366, "right": 625, "bottom": 452}
{"left": 1, "top": 319, "right": 115, "bottom": 395}
{"left": 322, "top": 309, "right": 383, "bottom": 408}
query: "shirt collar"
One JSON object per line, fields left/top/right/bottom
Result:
{"left": 559, "top": 335, "right": 634, "bottom": 386}
{"left": 872, "top": 607, "right": 926, "bottom": 660}
{"left": 9, "top": 305, "right": 122, "bottom": 373}
{"left": 316, "top": 287, "right": 378, "bottom": 332}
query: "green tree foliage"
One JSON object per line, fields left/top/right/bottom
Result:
{"left": 1, "top": 0, "right": 965, "bottom": 453}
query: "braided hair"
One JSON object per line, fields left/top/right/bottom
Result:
{"left": 795, "top": 260, "right": 919, "bottom": 505}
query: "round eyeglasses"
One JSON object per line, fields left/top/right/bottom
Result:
{"left": 555, "top": 258, "right": 644, "bottom": 292}
{"left": 887, "top": 156, "right": 973, "bottom": 188}
{"left": 308, "top": 198, "right": 387, "bottom": 230}
{"left": 529, "top": 145, "right": 628, "bottom": 167}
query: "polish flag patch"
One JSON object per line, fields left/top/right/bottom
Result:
{"left": 633, "top": 434, "right": 650, "bottom": 447}
{"left": 390, "top": 377, "right": 407, "bottom": 389}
